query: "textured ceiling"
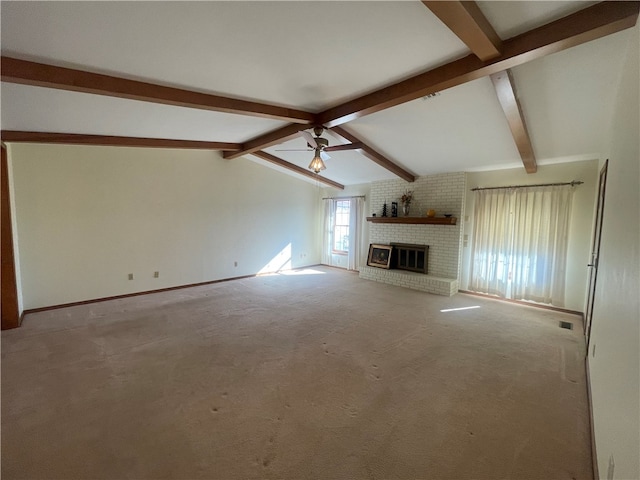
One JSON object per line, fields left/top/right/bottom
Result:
{"left": 0, "top": 1, "right": 635, "bottom": 186}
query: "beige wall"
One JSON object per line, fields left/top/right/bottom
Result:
{"left": 461, "top": 160, "right": 599, "bottom": 311}
{"left": 588, "top": 23, "right": 639, "bottom": 480}
{"left": 9, "top": 144, "right": 321, "bottom": 310}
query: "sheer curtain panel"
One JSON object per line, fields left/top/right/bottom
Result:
{"left": 322, "top": 199, "right": 335, "bottom": 266}
{"left": 470, "top": 185, "right": 574, "bottom": 306}
{"left": 469, "top": 189, "right": 512, "bottom": 297}
{"left": 347, "top": 197, "right": 365, "bottom": 271}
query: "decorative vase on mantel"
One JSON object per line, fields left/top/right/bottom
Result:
{"left": 400, "top": 190, "right": 413, "bottom": 217}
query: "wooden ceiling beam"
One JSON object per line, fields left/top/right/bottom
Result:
{"left": 318, "top": 1, "right": 640, "bottom": 128}
{"left": 489, "top": 71, "right": 537, "bottom": 173}
{"left": 422, "top": 1, "right": 502, "bottom": 61}
{"left": 0, "top": 57, "right": 315, "bottom": 124}
{"left": 330, "top": 126, "right": 415, "bottom": 183}
{"left": 251, "top": 151, "right": 344, "bottom": 190}
{"left": 223, "top": 123, "right": 311, "bottom": 160}
{"left": 1, "top": 131, "right": 241, "bottom": 151}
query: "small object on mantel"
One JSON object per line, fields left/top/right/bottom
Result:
{"left": 444, "top": 214, "right": 452, "bottom": 218}
{"left": 426, "top": 209, "right": 436, "bottom": 218}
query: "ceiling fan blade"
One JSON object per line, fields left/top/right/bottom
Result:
{"left": 324, "top": 142, "right": 364, "bottom": 152}
{"left": 275, "top": 148, "right": 313, "bottom": 152}
{"left": 301, "top": 130, "right": 318, "bottom": 149}
{"left": 320, "top": 151, "right": 331, "bottom": 161}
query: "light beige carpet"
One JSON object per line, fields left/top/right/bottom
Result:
{"left": 1, "top": 266, "right": 592, "bottom": 479}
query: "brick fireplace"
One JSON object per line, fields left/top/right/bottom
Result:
{"left": 359, "top": 172, "right": 466, "bottom": 296}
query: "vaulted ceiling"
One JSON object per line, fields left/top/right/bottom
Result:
{"left": 1, "top": 1, "right": 638, "bottom": 189}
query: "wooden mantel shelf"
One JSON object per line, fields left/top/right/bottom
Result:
{"left": 366, "top": 216, "right": 457, "bottom": 225}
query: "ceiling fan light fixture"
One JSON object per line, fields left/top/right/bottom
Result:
{"left": 308, "top": 152, "right": 326, "bottom": 173}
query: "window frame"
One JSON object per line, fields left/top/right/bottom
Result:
{"left": 332, "top": 199, "right": 350, "bottom": 255}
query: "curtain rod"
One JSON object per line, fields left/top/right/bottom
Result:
{"left": 322, "top": 195, "right": 366, "bottom": 200}
{"left": 471, "top": 180, "right": 583, "bottom": 191}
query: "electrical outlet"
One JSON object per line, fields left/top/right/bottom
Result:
{"left": 234, "top": 261, "right": 238, "bottom": 267}
{"left": 128, "top": 273, "right": 134, "bottom": 280}
{"left": 154, "top": 271, "right": 159, "bottom": 278}
{"left": 607, "top": 454, "right": 614, "bottom": 480}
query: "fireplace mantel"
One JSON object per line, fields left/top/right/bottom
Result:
{"left": 366, "top": 216, "right": 457, "bottom": 225}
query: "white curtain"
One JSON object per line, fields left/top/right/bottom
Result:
{"left": 322, "top": 197, "right": 365, "bottom": 271}
{"left": 470, "top": 185, "right": 574, "bottom": 306}
{"left": 470, "top": 189, "right": 512, "bottom": 297}
{"left": 347, "top": 197, "right": 365, "bottom": 271}
{"left": 322, "top": 198, "right": 335, "bottom": 266}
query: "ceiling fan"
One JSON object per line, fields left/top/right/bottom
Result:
{"left": 277, "top": 126, "right": 363, "bottom": 173}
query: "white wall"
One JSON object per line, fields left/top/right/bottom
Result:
{"left": 588, "top": 23, "right": 639, "bottom": 480}
{"left": 9, "top": 144, "right": 321, "bottom": 309}
{"left": 461, "top": 160, "right": 599, "bottom": 311}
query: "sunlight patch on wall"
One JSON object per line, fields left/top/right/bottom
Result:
{"left": 258, "top": 243, "right": 292, "bottom": 274}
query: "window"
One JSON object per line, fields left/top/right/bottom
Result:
{"left": 333, "top": 200, "right": 350, "bottom": 253}
{"left": 322, "top": 196, "right": 364, "bottom": 271}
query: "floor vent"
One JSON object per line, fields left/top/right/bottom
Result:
{"left": 559, "top": 321, "right": 574, "bottom": 330}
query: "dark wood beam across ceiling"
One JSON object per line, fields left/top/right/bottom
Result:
{"left": 422, "top": 1, "right": 502, "bottom": 61}
{"left": 251, "top": 151, "right": 344, "bottom": 190}
{"left": 1, "top": 131, "right": 241, "bottom": 151}
{"left": 490, "top": 71, "right": 537, "bottom": 174}
{"left": 318, "top": 1, "right": 640, "bottom": 127}
{"left": 330, "top": 126, "right": 415, "bottom": 183}
{"left": 2, "top": 2, "right": 637, "bottom": 184}
{"left": 222, "top": 1, "right": 638, "bottom": 175}
{"left": 223, "top": 124, "right": 310, "bottom": 160}
{"left": 0, "top": 57, "right": 315, "bottom": 125}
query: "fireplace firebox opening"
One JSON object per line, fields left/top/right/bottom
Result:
{"left": 390, "top": 243, "right": 429, "bottom": 274}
